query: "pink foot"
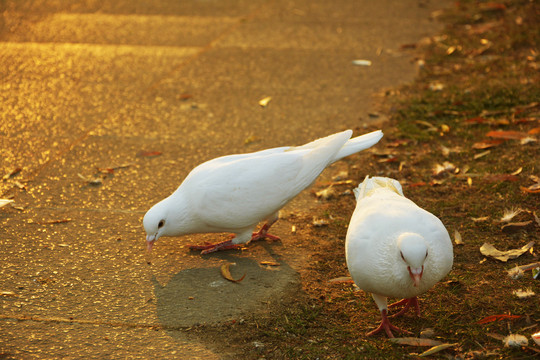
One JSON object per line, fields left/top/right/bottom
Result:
{"left": 250, "top": 222, "right": 281, "bottom": 242}
{"left": 388, "top": 297, "right": 421, "bottom": 318}
{"left": 366, "top": 309, "right": 412, "bottom": 338}
{"left": 188, "top": 239, "right": 243, "bottom": 255}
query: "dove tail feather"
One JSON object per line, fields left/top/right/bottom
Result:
{"left": 354, "top": 176, "right": 404, "bottom": 200}
{"left": 331, "top": 130, "right": 383, "bottom": 164}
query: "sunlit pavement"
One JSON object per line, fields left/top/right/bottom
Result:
{"left": 1, "top": 0, "right": 446, "bottom": 357}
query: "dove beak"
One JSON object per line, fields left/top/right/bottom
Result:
{"left": 146, "top": 234, "right": 157, "bottom": 252}
{"left": 408, "top": 266, "right": 423, "bottom": 287}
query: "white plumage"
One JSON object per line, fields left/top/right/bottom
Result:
{"left": 345, "top": 176, "right": 453, "bottom": 337}
{"left": 143, "top": 130, "right": 383, "bottom": 254}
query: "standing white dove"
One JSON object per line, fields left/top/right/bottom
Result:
{"left": 345, "top": 176, "right": 453, "bottom": 337}
{"left": 143, "top": 129, "right": 383, "bottom": 254}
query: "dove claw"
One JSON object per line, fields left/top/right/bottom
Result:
{"left": 188, "top": 239, "right": 244, "bottom": 254}
{"left": 367, "top": 309, "right": 411, "bottom": 338}
{"left": 388, "top": 297, "right": 421, "bottom": 318}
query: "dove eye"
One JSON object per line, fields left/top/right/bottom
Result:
{"left": 158, "top": 220, "right": 165, "bottom": 228}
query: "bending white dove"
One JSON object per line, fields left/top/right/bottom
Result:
{"left": 345, "top": 176, "right": 453, "bottom": 337}
{"left": 143, "top": 129, "right": 383, "bottom": 254}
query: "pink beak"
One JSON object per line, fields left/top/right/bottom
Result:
{"left": 408, "top": 266, "right": 423, "bottom": 287}
{"left": 146, "top": 235, "right": 156, "bottom": 252}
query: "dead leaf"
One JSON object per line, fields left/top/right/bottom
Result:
{"left": 521, "top": 186, "right": 540, "bottom": 194}
{"left": 386, "top": 139, "right": 410, "bottom": 147}
{"left": 479, "top": 241, "right": 535, "bottom": 262}
{"left": 351, "top": 59, "right": 372, "bottom": 66}
{"left": 528, "top": 127, "right": 540, "bottom": 135}
{"left": 36, "top": 219, "right": 72, "bottom": 225}
{"left": 501, "top": 220, "right": 533, "bottom": 233}
{"left": 486, "top": 130, "right": 528, "bottom": 140}
{"left": 312, "top": 218, "right": 329, "bottom": 227}
{"left": 315, "top": 186, "right": 336, "bottom": 200}
{"left": 178, "top": 93, "right": 193, "bottom": 101}
{"left": 471, "top": 216, "right": 489, "bottom": 222}
{"left": 77, "top": 173, "right": 102, "bottom": 186}
{"left": 1, "top": 291, "right": 17, "bottom": 297}
{"left": 433, "top": 161, "right": 456, "bottom": 177}
{"left": 484, "top": 174, "right": 519, "bottom": 182}
{"left": 454, "top": 230, "right": 463, "bottom": 245}
{"left": 2, "top": 167, "right": 22, "bottom": 180}
{"left": 0, "top": 199, "right": 14, "bottom": 208}
{"left": 513, "top": 288, "right": 535, "bottom": 299}
{"left": 465, "top": 116, "right": 489, "bottom": 124}
{"left": 533, "top": 332, "right": 540, "bottom": 346}
{"left": 474, "top": 150, "right": 491, "bottom": 159}
{"left": 511, "top": 167, "right": 523, "bottom": 176}
{"left": 258, "top": 96, "right": 272, "bottom": 107}
{"left": 472, "top": 139, "right": 504, "bottom": 149}
{"left": 479, "top": 2, "right": 507, "bottom": 12}
{"left": 409, "top": 182, "right": 427, "bottom": 187}
{"left": 259, "top": 261, "right": 280, "bottom": 267}
{"left": 328, "top": 276, "right": 354, "bottom": 284}
{"left": 419, "top": 343, "right": 458, "bottom": 357}
{"left": 503, "top": 334, "right": 528, "bottom": 347}
{"left": 477, "top": 314, "right": 521, "bottom": 324}
{"left": 390, "top": 337, "right": 443, "bottom": 346}
{"left": 137, "top": 150, "right": 162, "bottom": 157}
{"left": 220, "top": 263, "right": 246, "bottom": 283}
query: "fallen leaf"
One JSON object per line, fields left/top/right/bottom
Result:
{"left": 352, "top": 59, "right": 372, "bottom": 66}
{"left": 480, "top": 241, "right": 535, "bottom": 262}
{"left": 503, "top": 334, "right": 528, "bottom": 347}
{"left": 428, "top": 82, "right": 445, "bottom": 91}
{"left": 315, "top": 186, "right": 336, "bottom": 200}
{"left": 465, "top": 116, "right": 489, "bottom": 124}
{"left": 501, "top": 220, "right": 533, "bottom": 233}
{"left": 479, "top": 2, "right": 507, "bottom": 11}
{"left": 477, "top": 314, "right": 521, "bottom": 324}
{"left": 178, "top": 93, "right": 193, "bottom": 101}
{"left": 312, "top": 218, "right": 329, "bottom": 227}
{"left": 419, "top": 343, "right": 458, "bottom": 357}
{"left": 511, "top": 167, "right": 523, "bottom": 176}
{"left": 328, "top": 276, "right": 353, "bottom": 284}
{"left": 137, "top": 150, "right": 162, "bottom": 157}
{"left": 0, "top": 199, "right": 14, "bottom": 208}
{"left": 528, "top": 127, "right": 540, "bottom": 135}
{"left": 484, "top": 174, "right": 519, "bottom": 182}
{"left": 486, "top": 130, "right": 528, "bottom": 140}
{"left": 36, "top": 219, "right": 72, "bottom": 225}
{"left": 415, "top": 120, "right": 438, "bottom": 131}
{"left": 220, "top": 263, "right": 246, "bottom": 283}
{"left": 1, "top": 291, "right": 17, "bottom": 297}
{"left": 386, "top": 139, "right": 410, "bottom": 147}
{"left": 433, "top": 161, "right": 456, "bottom": 177}
{"left": 2, "top": 167, "right": 22, "bottom": 180}
{"left": 521, "top": 186, "right": 540, "bottom": 194}
{"left": 259, "top": 261, "right": 280, "bottom": 267}
{"left": 454, "top": 230, "right": 464, "bottom": 245}
{"left": 533, "top": 332, "right": 540, "bottom": 346}
{"left": 472, "top": 139, "right": 504, "bottom": 149}
{"left": 471, "top": 216, "right": 489, "bottom": 222}
{"left": 390, "top": 337, "right": 443, "bottom": 346}
{"left": 473, "top": 150, "right": 491, "bottom": 159}
{"left": 513, "top": 288, "right": 535, "bottom": 299}
{"left": 409, "top": 182, "right": 427, "bottom": 187}
{"left": 77, "top": 173, "right": 102, "bottom": 186}
{"left": 258, "top": 96, "right": 272, "bottom": 107}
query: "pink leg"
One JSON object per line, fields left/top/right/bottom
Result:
{"left": 251, "top": 221, "right": 281, "bottom": 242}
{"left": 366, "top": 309, "right": 412, "bottom": 338}
{"left": 388, "top": 297, "right": 421, "bottom": 318}
{"left": 188, "top": 236, "right": 244, "bottom": 255}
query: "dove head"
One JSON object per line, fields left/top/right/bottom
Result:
{"left": 143, "top": 199, "right": 171, "bottom": 252}
{"left": 397, "top": 233, "right": 428, "bottom": 287}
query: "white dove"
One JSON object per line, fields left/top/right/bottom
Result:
{"left": 143, "top": 129, "right": 383, "bottom": 254}
{"left": 345, "top": 176, "right": 453, "bottom": 337}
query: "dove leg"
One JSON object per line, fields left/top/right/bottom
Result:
{"left": 367, "top": 293, "right": 411, "bottom": 338}
{"left": 366, "top": 309, "right": 411, "bottom": 338}
{"left": 250, "top": 214, "right": 281, "bottom": 242}
{"left": 388, "top": 297, "right": 421, "bottom": 318}
{"left": 188, "top": 239, "right": 244, "bottom": 254}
